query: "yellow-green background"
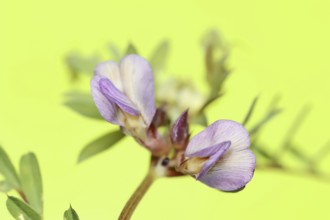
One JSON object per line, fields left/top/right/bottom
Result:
{"left": 1, "top": 0, "right": 330, "bottom": 219}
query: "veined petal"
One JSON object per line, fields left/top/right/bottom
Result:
{"left": 199, "top": 149, "right": 256, "bottom": 191}
{"left": 185, "top": 141, "right": 230, "bottom": 158}
{"left": 94, "top": 61, "right": 123, "bottom": 91}
{"left": 90, "top": 75, "right": 122, "bottom": 125}
{"left": 185, "top": 120, "right": 250, "bottom": 156}
{"left": 120, "top": 55, "right": 156, "bottom": 126}
{"left": 99, "top": 78, "right": 139, "bottom": 116}
{"left": 196, "top": 141, "right": 231, "bottom": 180}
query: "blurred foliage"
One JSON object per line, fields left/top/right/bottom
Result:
{"left": 0, "top": 147, "right": 81, "bottom": 220}
{"left": 65, "top": 53, "right": 100, "bottom": 81}
{"left": 0, "top": 147, "right": 43, "bottom": 219}
{"left": 245, "top": 100, "right": 330, "bottom": 182}
{"left": 6, "top": 196, "right": 42, "bottom": 220}
{"left": 19, "top": 153, "right": 43, "bottom": 214}
{"left": 78, "top": 130, "right": 125, "bottom": 163}
{"left": 149, "top": 40, "right": 170, "bottom": 73}
{"left": 125, "top": 43, "right": 139, "bottom": 55}
{"left": 64, "top": 91, "right": 103, "bottom": 120}
{"left": 249, "top": 98, "right": 330, "bottom": 181}
{"left": 64, "top": 206, "right": 80, "bottom": 220}
{"left": 201, "top": 30, "right": 230, "bottom": 99}
{"left": 0, "top": 147, "right": 21, "bottom": 191}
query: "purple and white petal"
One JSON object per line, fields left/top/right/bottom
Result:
{"left": 186, "top": 141, "right": 231, "bottom": 158}
{"left": 94, "top": 61, "right": 123, "bottom": 91}
{"left": 90, "top": 75, "right": 122, "bottom": 125}
{"left": 196, "top": 141, "right": 231, "bottom": 180}
{"left": 99, "top": 78, "right": 139, "bottom": 116}
{"left": 185, "top": 120, "right": 250, "bottom": 156}
{"left": 120, "top": 55, "right": 156, "bottom": 126}
{"left": 198, "top": 149, "right": 256, "bottom": 191}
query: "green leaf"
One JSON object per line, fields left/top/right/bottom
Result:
{"left": 125, "top": 43, "right": 138, "bottom": 55}
{"left": 108, "top": 43, "right": 121, "bottom": 61}
{"left": 19, "top": 153, "right": 43, "bottom": 215}
{"left": 281, "top": 105, "right": 311, "bottom": 151}
{"left": 251, "top": 141, "right": 280, "bottom": 165}
{"left": 252, "top": 145, "right": 273, "bottom": 161}
{"left": 0, "top": 147, "right": 21, "bottom": 189}
{"left": 66, "top": 53, "right": 99, "bottom": 76}
{"left": 63, "top": 206, "right": 80, "bottom": 220}
{"left": 78, "top": 130, "right": 125, "bottom": 163}
{"left": 64, "top": 91, "right": 103, "bottom": 120}
{"left": 249, "top": 109, "right": 282, "bottom": 136}
{"left": 202, "top": 30, "right": 231, "bottom": 96}
{"left": 255, "top": 148, "right": 272, "bottom": 161}
{"left": 242, "top": 96, "right": 259, "bottom": 126}
{"left": 272, "top": 105, "right": 311, "bottom": 160}
{"left": 312, "top": 140, "right": 330, "bottom": 163}
{"left": 201, "top": 29, "right": 221, "bottom": 49}
{"left": 199, "top": 93, "right": 223, "bottom": 113}
{"left": 266, "top": 94, "right": 281, "bottom": 112}
{"left": 288, "top": 145, "right": 311, "bottom": 164}
{"left": 6, "top": 196, "right": 41, "bottom": 220}
{"left": 191, "top": 112, "right": 208, "bottom": 126}
{"left": 149, "top": 40, "right": 170, "bottom": 73}
{"left": 0, "top": 180, "right": 13, "bottom": 192}
{"left": 208, "top": 59, "right": 230, "bottom": 97}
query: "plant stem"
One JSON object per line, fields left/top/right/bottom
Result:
{"left": 118, "top": 170, "right": 155, "bottom": 220}
{"left": 17, "top": 189, "right": 28, "bottom": 203}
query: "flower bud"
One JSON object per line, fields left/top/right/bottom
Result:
{"left": 170, "top": 110, "right": 189, "bottom": 150}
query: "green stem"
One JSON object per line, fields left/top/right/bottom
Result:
{"left": 118, "top": 170, "right": 155, "bottom": 220}
{"left": 17, "top": 189, "right": 28, "bottom": 203}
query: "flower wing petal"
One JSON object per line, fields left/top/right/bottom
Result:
{"left": 99, "top": 78, "right": 139, "bottom": 116}
{"left": 185, "top": 120, "right": 250, "bottom": 156}
{"left": 90, "top": 75, "right": 122, "bottom": 125}
{"left": 196, "top": 141, "right": 231, "bottom": 180}
{"left": 186, "top": 141, "right": 230, "bottom": 158}
{"left": 120, "top": 55, "right": 156, "bottom": 126}
{"left": 198, "top": 149, "right": 256, "bottom": 191}
{"left": 95, "top": 61, "right": 123, "bottom": 91}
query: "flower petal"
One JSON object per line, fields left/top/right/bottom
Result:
{"left": 186, "top": 141, "right": 230, "bottom": 158}
{"left": 195, "top": 141, "right": 231, "bottom": 180}
{"left": 185, "top": 120, "right": 250, "bottom": 156}
{"left": 94, "top": 61, "right": 123, "bottom": 91}
{"left": 90, "top": 75, "right": 122, "bottom": 125}
{"left": 99, "top": 78, "right": 139, "bottom": 116}
{"left": 198, "top": 149, "right": 256, "bottom": 191}
{"left": 120, "top": 55, "right": 156, "bottom": 126}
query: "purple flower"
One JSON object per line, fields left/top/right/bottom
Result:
{"left": 91, "top": 55, "right": 156, "bottom": 140}
{"left": 178, "top": 120, "right": 255, "bottom": 191}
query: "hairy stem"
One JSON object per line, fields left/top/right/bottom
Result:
{"left": 118, "top": 170, "right": 155, "bottom": 220}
